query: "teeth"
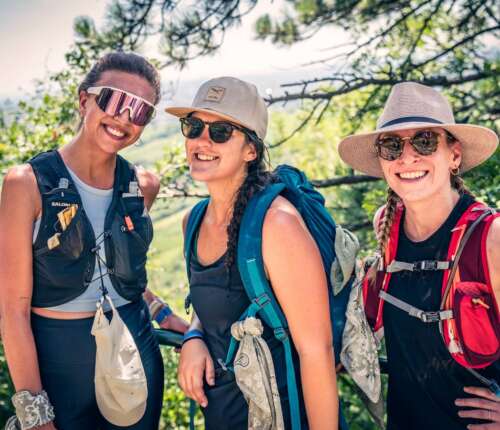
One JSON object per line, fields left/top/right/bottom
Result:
{"left": 399, "top": 171, "right": 427, "bottom": 179}
{"left": 197, "top": 154, "right": 217, "bottom": 161}
{"left": 105, "top": 126, "right": 125, "bottom": 137}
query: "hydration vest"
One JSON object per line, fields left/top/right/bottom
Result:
{"left": 362, "top": 200, "right": 500, "bottom": 392}
{"left": 29, "top": 150, "right": 153, "bottom": 307}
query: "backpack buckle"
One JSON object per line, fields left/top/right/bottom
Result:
{"left": 253, "top": 294, "right": 271, "bottom": 309}
{"left": 274, "top": 327, "right": 288, "bottom": 341}
{"left": 419, "top": 311, "right": 441, "bottom": 323}
{"left": 414, "top": 260, "right": 438, "bottom": 271}
{"left": 419, "top": 310, "right": 453, "bottom": 323}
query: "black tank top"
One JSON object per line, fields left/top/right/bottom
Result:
{"left": 384, "top": 193, "right": 500, "bottom": 430}
{"left": 189, "top": 235, "right": 308, "bottom": 430}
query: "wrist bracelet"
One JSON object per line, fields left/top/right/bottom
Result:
{"left": 148, "top": 299, "right": 163, "bottom": 319}
{"left": 11, "top": 390, "right": 55, "bottom": 430}
{"left": 182, "top": 329, "right": 204, "bottom": 345}
{"left": 154, "top": 305, "right": 173, "bottom": 324}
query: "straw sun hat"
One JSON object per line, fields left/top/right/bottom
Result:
{"left": 338, "top": 82, "right": 498, "bottom": 178}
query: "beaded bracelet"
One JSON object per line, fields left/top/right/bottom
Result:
{"left": 148, "top": 299, "right": 164, "bottom": 319}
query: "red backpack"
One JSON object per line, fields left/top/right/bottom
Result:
{"left": 362, "top": 200, "right": 500, "bottom": 393}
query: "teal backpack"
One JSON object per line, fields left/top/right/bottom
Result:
{"left": 184, "top": 165, "right": 350, "bottom": 430}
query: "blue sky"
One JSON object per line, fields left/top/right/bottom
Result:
{"left": 0, "top": 0, "right": 347, "bottom": 102}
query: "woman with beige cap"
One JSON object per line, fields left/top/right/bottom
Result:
{"left": 339, "top": 82, "right": 500, "bottom": 430}
{"left": 166, "top": 76, "right": 339, "bottom": 429}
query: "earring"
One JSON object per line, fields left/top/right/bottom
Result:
{"left": 450, "top": 166, "right": 460, "bottom": 176}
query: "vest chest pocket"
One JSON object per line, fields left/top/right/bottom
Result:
{"left": 109, "top": 196, "right": 153, "bottom": 290}
{"left": 452, "top": 281, "right": 500, "bottom": 367}
{"left": 120, "top": 196, "right": 153, "bottom": 249}
{"left": 35, "top": 202, "right": 87, "bottom": 260}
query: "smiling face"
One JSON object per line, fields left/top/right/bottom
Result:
{"left": 378, "top": 128, "right": 462, "bottom": 204}
{"left": 184, "top": 111, "right": 257, "bottom": 185}
{"left": 78, "top": 70, "right": 156, "bottom": 155}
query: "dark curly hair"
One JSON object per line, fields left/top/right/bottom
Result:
{"left": 224, "top": 132, "right": 276, "bottom": 269}
{"left": 78, "top": 52, "right": 161, "bottom": 104}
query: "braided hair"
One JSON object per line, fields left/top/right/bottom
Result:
{"left": 224, "top": 134, "right": 275, "bottom": 269}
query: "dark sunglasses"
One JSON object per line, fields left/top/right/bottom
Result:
{"left": 180, "top": 116, "right": 256, "bottom": 144}
{"left": 87, "top": 86, "right": 156, "bottom": 126}
{"left": 375, "top": 130, "right": 441, "bottom": 161}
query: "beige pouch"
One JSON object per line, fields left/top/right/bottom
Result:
{"left": 91, "top": 295, "right": 148, "bottom": 426}
{"left": 231, "top": 317, "right": 285, "bottom": 430}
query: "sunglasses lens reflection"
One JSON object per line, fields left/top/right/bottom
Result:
{"left": 180, "top": 117, "right": 235, "bottom": 143}
{"left": 209, "top": 122, "right": 234, "bottom": 143}
{"left": 376, "top": 131, "right": 440, "bottom": 161}
{"left": 95, "top": 88, "right": 154, "bottom": 126}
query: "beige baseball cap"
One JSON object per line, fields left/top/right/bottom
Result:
{"left": 165, "top": 76, "right": 268, "bottom": 140}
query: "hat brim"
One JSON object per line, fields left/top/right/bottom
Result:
{"left": 165, "top": 106, "right": 256, "bottom": 135}
{"left": 338, "top": 123, "right": 499, "bottom": 178}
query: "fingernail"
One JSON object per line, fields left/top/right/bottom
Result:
{"left": 201, "top": 401, "right": 207, "bottom": 407}
{"left": 209, "top": 378, "right": 215, "bottom": 385}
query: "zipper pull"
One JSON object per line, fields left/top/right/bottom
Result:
{"left": 472, "top": 298, "right": 490, "bottom": 310}
{"left": 124, "top": 216, "right": 134, "bottom": 231}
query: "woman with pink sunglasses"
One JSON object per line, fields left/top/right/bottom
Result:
{"left": 339, "top": 82, "right": 499, "bottom": 430}
{"left": 0, "top": 52, "right": 187, "bottom": 430}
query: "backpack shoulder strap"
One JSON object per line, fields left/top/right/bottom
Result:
{"left": 184, "top": 199, "right": 210, "bottom": 280}
{"left": 115, "top": 155, "right": 138, "bottom": 193}
{"left": 441, "top": 202, "right": 496, "bottom": 306}
{"left": 227, "top": 181, "right": 303, "bottom": 430}
{"left": 480, "top": 209, "right": 500, "bottom": 314}
{"left": 369, "top": 204, "right": 404, "bottom": 333}
{"left": 28, "top": 150, "right": 71, "bottom": 194}
{"left": 237, "top": 182, "right": 287, "bottom": 325}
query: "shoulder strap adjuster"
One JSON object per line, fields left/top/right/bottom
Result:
{"left": 380, "top": 290, "right": 454, "bottom": 323}
{"left": 418, "top": 310, "right": 453, "bottom": 323}
{"left": 253, "top": 293, "right": 271, "bottom": 309}
{"left": 58, "top": 178, "right": 69, "bottom": 189}
{"left": 274, "top": 327, "right": 289, "bottom": 341}
{"left": 387, "top": 259, "right": 451, "bottom": 273}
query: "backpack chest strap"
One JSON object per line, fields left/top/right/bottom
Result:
{"left": 379, "top": 290, "right": 454, "bottom": 323}
{"left": 386, "top": 260, "right": 452, "bottom": 273}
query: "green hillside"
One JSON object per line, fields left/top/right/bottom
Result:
{"left": 122, "top": 123, "right": 192, "bottom": 312}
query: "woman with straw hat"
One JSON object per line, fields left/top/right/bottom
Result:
{"left": 339, "top": 82, "right": 499, "bottom": 430}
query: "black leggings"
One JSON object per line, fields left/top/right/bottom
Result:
{"left": 32, "top": 299, "right": 164, "bottom": 430}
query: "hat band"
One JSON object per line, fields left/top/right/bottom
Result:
{"left": 380, "top": 116, "right": 444, "bottom": 129}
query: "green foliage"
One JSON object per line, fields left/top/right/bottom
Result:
{"left": 0, "top": 71, "right": 79, "bottom": 173}
{"left": 0, "top": 1, "right": 498, "bottom": 428}
{"left": 160, "top": 347, "right": 203, "bottom": 429}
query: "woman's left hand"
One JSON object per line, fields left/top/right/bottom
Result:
{"left": 456, "top": 386, "right": 500, "bottom": 429}
{"left": 158, "top": 312, "right": 189, "bottom": 334}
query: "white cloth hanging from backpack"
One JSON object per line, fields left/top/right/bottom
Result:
{"left": 340, "top": 264, "right": 382, "bottom": 404}
{"left": 231, "top": 317, "right": 285, "bottom": 430}
{"left": 91, "top": 295, "right": 148, "bottom": 426}
{"left": 331, "top": 226, "right": 359, "bottom": 295}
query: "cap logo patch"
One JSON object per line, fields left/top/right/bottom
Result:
{"left": 204, "top": 86, "right": 225, "bottom": 103}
